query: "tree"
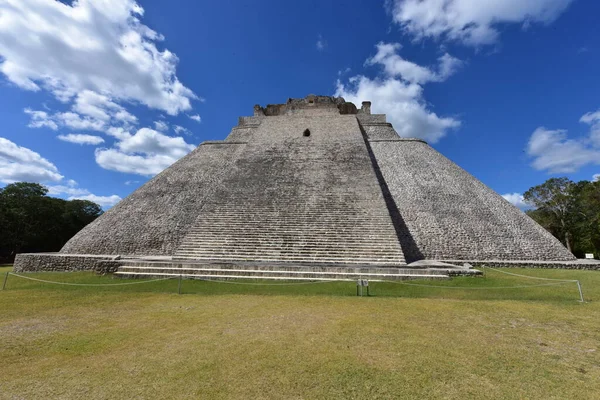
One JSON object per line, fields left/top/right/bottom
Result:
{"left": 0, "top": 182, "right": 103, "bottom": 262}
{"left": 524, "top": 177, "right": 576, "bottom": 253}
{"left": 572, "top": 180, "right": 600, "bottom": 257}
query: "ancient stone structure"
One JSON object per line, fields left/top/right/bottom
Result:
{"left": 15, "top": 95, "right": 577, "bottom": 278}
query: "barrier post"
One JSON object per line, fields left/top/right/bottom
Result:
{"left": 576, "top": 280, "right": 584, "bottom": 302}
{"left": 178, "top": 274, "right": 182, "bottom": 295}
{"left": 2, "top": 272, "right": 9, "bottom": 290}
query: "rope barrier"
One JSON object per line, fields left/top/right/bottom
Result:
{"left": 7, "top": 273, "right": 174, "bottom": 286}
{"left": 3, "top": 267, "right": 585, "bottom": 301}
{"left": 382, "top": 280, "right": 573, "bottom": 290}
{"left": 481, "top": 266, "right": 577, "bottom": 282}
{"left": 187, "top": 277, "right": 341, "bottom": 286}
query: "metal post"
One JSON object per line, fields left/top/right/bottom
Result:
{"left": 2, "top": 272, "right": 9, "bottom": 290}
{"left": 178, "top": 274, "right": 182, "bottom": 295}
{"left": 576, "top": 280, "right": 584, "bottom": 303}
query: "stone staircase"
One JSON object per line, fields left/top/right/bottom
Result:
{"left": 113, "top": 260, "right": 462, "bottom": 281}
{"left": 173, "top": 203, "right": 406, "bottom": 266}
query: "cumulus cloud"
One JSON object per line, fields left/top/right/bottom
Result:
{"left": 47, "top": 184, "right": 122, "bottom": 207}
{"left": 24, "top": 108, "right": 58, "bottom": 130}
{"left": 0, "top": 137, "right": 63, "bottom": 183}
{"left": 527, "top": 126, "right": 600, "bottom": 173}
{"left": 57, "top": 133, "right": 105, "bottom": 145}
{"left": 365, "top": 42, "right": 463, "bottom": 84}
{"left": 67, "top": 193, "right": 122, "bottom": 207}
{"left": 154, "top": 120, "right": 169, "bottom": 132}
{"left": 188, "top": 114, "right": 201, "bottom": 123}
{"left": 0, "top": 0, "right": 196, "bottom": 114}
{"left": 95, "top": 128, "right": 195, "bottom": 175}
{"left": 389, "top": 0, "right": 574, "bottom": 46}
{"left": 336, "top": 42, "right": 460, "bottom": 143}
{"left": 25, "top": 89, "right": 139, "bottom": 134}
{"left": 173, "top": 125, "right": 191, "bottom": 136}
{"left": 502, "top": 193, "right": 531, "bottom": 209}
{"left": 593, "top": 174, "right": 600, "bottom": 182}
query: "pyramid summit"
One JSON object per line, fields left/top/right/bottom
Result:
{"left": 15, "top": 95, "right": 575, "bottom": 277}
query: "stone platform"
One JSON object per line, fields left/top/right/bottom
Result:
{"left": 13, "top": 253, "right": 484, "bottom": 281}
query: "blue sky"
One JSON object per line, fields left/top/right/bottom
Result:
{"left": 0, "top": 0, "right": 599, "bottom": 208}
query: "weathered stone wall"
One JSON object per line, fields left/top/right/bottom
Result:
{"left": 14, "top": 253, "right": 119, "bottom": 273}
{"left": 356, "top": 114, "right": 387, "bottom": 124}
{"left": 60, "top": 142, "right": 247, "bottom": 256}
{"left": 370, "top": 140, "right": 575, "bottom": 261}
{"left": 174, "top": 113, "right": 407, "bottom": 265}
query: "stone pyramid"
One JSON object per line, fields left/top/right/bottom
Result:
{"left": 16, "top": 95, "right": 575, "bottom": 273}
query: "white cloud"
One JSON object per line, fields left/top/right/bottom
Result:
{"left": 154, "top": 120, "right": 169, "bottom": 132}
{"left": 173, "top": 125, "right": 191, "bottom": 135}
{"left": 57, "top": 133, "right": 105, "bottom": 145}
{"left": 593, "top": 174, "right": 600, "bottom": 182}
{"left": 366, "top": 42, "right": 463, "bottom": 84}
{"left": 24, "top": 108, "right": 58, "bottom": 130}
{"left": 336, "top": 76, "right": 460, "bottom": 143}
{"left": 46, "top": 185, "right": 90, "bottom": 197}
{"left": 502, "top": 193, "right": 531, "bottom": 209}
{"left": 336, "top": 43, "right": 460, "bottom": 143}
{"left": 95, "top": 128, "right": 195, "bottom": 175}
{"left": 316, "top": 35, "right": 327, "bottom": 51}
{"left": 0, "top": 0, "right": 196, "bottom": 115}
{"left": 67, "top": 193, "right": 121, "bottom": 207}
{"left": 338, "top": 67, "right": 351, "bottom": 76}
{"left": 579, "top": 110, "right": 600, "bottom": 125}
{"left": 527, "top": 127, "right": 600, "bottom": 173}
{"left": 188, "top": 114, "right": 201, "bottom": 123}
{"left": 73, "top": 90, "right": 137, "bottom": 123}
{"left": 47, "top": 184, "right": 122, "bottom": 207}
{"left": 389, "top": 0, "right": 574, "bottom": 46}
{"left": 124, "top": 180, "right": 139, "bottom": 185}
{"left": 0, "top": 137, "right": 63, "bottom": 183}
{"left": 106, "top": 126, "right": 132, "bottom": 140}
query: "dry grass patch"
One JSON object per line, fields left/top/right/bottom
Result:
{"left": 0, "top": 266, "right": 599, "bottom": 399}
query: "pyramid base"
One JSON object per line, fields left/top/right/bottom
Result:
{"left": 13, "top": 253, "right": 599, "bottom": 279}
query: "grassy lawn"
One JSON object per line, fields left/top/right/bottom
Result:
{"left": 1, "top": 265, "right": 599, "bottom": 399}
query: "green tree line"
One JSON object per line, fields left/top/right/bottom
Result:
{"left": 0, "top": 182, "right": 103, "bottom": 262}
{"left": 525, "top": 177, "right": 600, "bottom": 258}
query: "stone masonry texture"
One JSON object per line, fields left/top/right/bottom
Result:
{"left": 14, "top": 95, "right": 575, "bottom": 272}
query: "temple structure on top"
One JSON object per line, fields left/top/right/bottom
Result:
{"left": 14, "top": 95, "right": 576, "bottom": 277}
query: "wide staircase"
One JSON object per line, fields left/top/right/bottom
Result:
{"left": 173, "top": 200, "right": 406, "bottom": 266}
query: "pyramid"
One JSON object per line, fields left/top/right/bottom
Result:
{"left": 15, "top": 95, "right": 575, "bottom": 275}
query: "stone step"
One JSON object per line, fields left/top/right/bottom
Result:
{"left": 172, "top": 254, "right": 405, "bottom": 265}
{"left": 118, "top": 264, "right": 441, "bottom": 273}
{"left": 114, "top": 272, "right": 449, "bottom": 281}
{"left": 195, "top": 217, "right": 391, "bottom": 222}
{"left": 174, "top": 248, "right": 404, "bottom": 256}
{"left": 183, "top": 226, "right": 397, "bottom": 233}
{"left": 181, "top": 231, "right": 399, "bottom": 238}
{"left": 118, "top": 265, "right": 446, "bottom": 276}
{"left": 114, "top": 268, "right": 449, "bottom": 281}
{"left": 177, "top": 241, "right": 400, "bottom": 249}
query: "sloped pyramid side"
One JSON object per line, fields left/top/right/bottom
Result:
{"left": 172, "top": 114, "right": 406, "bottom": 265}
{"left": 369, "top": 139, "right": 575, "bottom": 261}
{"left": 60, "top": 143, "right": 247, "bottom": 256}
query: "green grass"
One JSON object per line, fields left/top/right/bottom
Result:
{"left": 1, "top": 265, "right": 600, "bottom": 399}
